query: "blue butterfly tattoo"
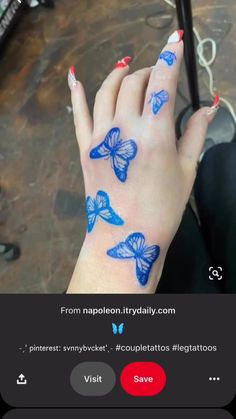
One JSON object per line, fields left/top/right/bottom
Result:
{"left": 86, "top": 190, "right": 124, "bottom": 233}
{"left": 89, "top": 128, "right": 137, "bottom": 183}
{"left": 148, "top": 90, "right": 169, "bottom": 116}
{"left": 160, "top": 50, "right": 177, "bottom": 66}
{"left": 107, "top": 232, "right": 160, "bottom": 286}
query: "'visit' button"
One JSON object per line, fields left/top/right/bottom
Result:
{"left": 70, "top": 362, "right": 116, "bottom": 396}
{"left": 120, "top": 361, "right": 166, "bottom": 396}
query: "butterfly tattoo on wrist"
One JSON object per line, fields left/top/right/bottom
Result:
{"left": 107, "top": 232, "right": 160, "bottom": 286}
{"left": 89, "top": 127, "right": 137, "bottom": 183}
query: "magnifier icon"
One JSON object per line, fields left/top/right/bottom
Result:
{"left": 212, "top": 270, "right": 219, "bottom": 277}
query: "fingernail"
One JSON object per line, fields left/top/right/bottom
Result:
{"left": 114, "top": 56, "right": 132, "bottom": 69}
{"left": 167, "top": 29, "right": 184, "bottom": 43}
{"left": 207, "top": 95, "right": 220, "bottom": 116}
{"left": 68, "top": 66, "right": 77, "bottom": 90}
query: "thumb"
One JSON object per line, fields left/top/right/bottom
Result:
{"left": 177, "top": 96, "right": 220, "bottom": 178}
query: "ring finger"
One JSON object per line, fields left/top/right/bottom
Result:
{"left": 143, "top": 30, "right": 184, "bottom": 127}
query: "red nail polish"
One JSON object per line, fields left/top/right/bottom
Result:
{"left": 115, "top": 56, "right": 132, "bottom": 69}
{"left": 177, "top": 29, "right": 184, "bottom": 41}
{"left": 207, "top": 95, "right": 220, "bottom": 116}
{"left": 69, "top": 66, "right": 76, "bottom": 76}
{"left": 212, "top": 95, "right": 220, "bottom": 108}
{"left": 68, "top": 66, "right": 77, "bottom": 90}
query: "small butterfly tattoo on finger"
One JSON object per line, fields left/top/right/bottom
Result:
{"left": 89, "top": 127, "right": 137, "bottom": 183}
{"left": 159, "top": 51, "right": 177, "bottom": 66}
{"left": 148, "top": 90, "right": 169, "bottom": 116}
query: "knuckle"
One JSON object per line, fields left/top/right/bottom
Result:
{"left": 152, "top": 67, "right": 173, "bottom": 82}
{"left": 134, "top": 68, "right": 151, "bottom": 78}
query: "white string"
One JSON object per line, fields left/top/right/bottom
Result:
{"left": 162, "top": 0, "right": 236, "bottom": 122}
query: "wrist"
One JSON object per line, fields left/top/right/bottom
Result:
{"left": 67, "top": 227, "right": 168, "bottom": 294}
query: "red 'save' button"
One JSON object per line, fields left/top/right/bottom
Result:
{"left": 120, "top": 362, "right": 166, "bottom": 397}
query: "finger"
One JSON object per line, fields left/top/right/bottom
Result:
{"left": 115, "top": 67, "right": 152, "bottom": 120}
{"left": 143, "top": 30, "right": 184, "bottom": 125}
{"left": 93, "top": 57, "right": 132, "bottom": 136}
{"left": 178, "top": 97, "right": 220, "bottom": 187}
{"left": 68, "top": 66, "right": 93, "bottom": 151}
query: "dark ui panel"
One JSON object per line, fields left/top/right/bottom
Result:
{"left": 2, "top": 409, "right": 233, "bottom": 419}
{"left": 0, "top": 295, "right": 235, "bottom": 408}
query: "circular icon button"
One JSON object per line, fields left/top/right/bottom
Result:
{"left": 120, "top": 361, "right": 166, "bottom": 396}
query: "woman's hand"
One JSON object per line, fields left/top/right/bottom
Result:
{"left": 67, "top": 30, "right": 219, "bottom": 293}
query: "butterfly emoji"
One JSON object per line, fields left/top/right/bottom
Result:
{"left": 159, "top": 50, "right": 177, "bottom": 66}
{"left": 112, "top": 323, "right": 124, "bottom": 335}
{"left": 107, "top": 232, "right": 160, "bottom": 286}
{"left": 86, "top": 190, "right": 124, "bottom": 233}
{"left": 148, "top": 90, "right": 169, "bottom": 116}
{"left": 89, "top": 127, "right": 137, "bottom": 183}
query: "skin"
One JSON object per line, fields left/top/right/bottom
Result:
{"left": 67, "top": 37, "right": 217, "bottom": 294}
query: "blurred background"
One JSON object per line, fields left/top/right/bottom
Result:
{"left": 0, "top": 0, "right": 235, "bottom": 293}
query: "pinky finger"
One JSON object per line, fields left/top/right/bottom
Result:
{"left": 178, "top": 97, "right": 220, "bottom": 189}
{"left": 68, "top": 66, "right": 93, "bottom": 151}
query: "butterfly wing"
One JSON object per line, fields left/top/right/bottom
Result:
{"left": 107, "top": 241, "right": 135, "bottom": 259}
{"left": 152, "top": 90, "right": 169, "bottom": 115}
{"left": 135, "top": 257, "right": 153, "bottom": 287}
{"left": 113, "top": 154, "right": 129, "bottom": 182}
{"left": 125, "top": 232, "right": 146, "bottom": 254}
{"left": 89, "top": 128, "right": 120, "bottom": 159}
{"left": 89, "top": 141, "right": 110, "bottom": 159}
{"left": 87, "top": 213, "right": 97, "bottom": 233}
{"left": 99, "top": 207, "right": 124, "bottom": 226}
{"left": 112, "top": 323, "right": 118, "bottom": 335}
{"left": 118, "top": 323, "right": 124, "bottom": 335}
{"left": 105, "top": 127, "right": 121, "bottom": 149}
{"left": 96, "top": 191, "right": 124, "bottom": 226}
{"left": 96, "top": 190, "right": 110, "bottom": 209}
{"left": 135, "top": 245, "right": 160, "bottom": 286}
{"left": 116, "top": 140, "right": 137, "bottom": 160}
{"left": 85, "top": 196, "right": 97, "bottom": 233}
{"left": 160, "top": 51, "right": 177, "bottom": 66}
{"left": 113, "top": 140, "right": 137, "bottom": 182}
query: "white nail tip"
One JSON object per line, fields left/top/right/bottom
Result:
{"left": 68, "top": 70, "right": 77, "bottom": 90}
{"left": 168, "top": 31, "right": 181, "bottom": 43}
{"left": 206, "top": 107, "right": 218, "bottom": 116}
